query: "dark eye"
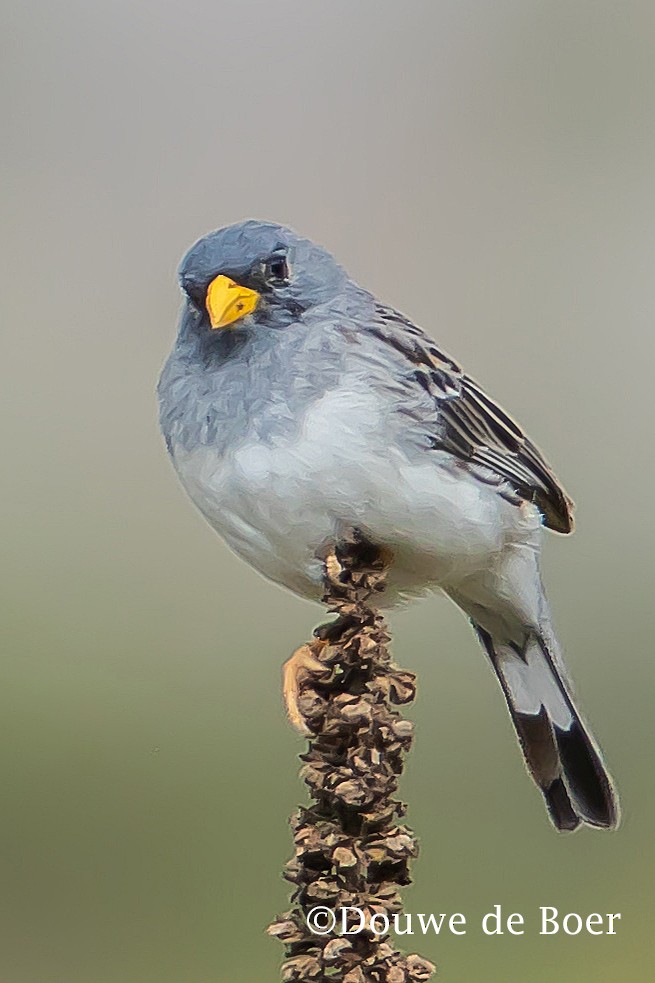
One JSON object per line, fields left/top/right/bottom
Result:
{"left": 265, "top": 255, "right": 290, "bottom": 284}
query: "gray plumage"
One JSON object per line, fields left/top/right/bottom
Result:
{"left": 158, "top": 219, "right": 619, "bottom": 832}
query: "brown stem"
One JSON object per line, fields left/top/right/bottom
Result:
{"left": 268, "top": 534, "right": 436, "bottom": 983}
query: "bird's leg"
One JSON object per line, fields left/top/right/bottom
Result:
{"left": 283, "top": 536, "right": 392, "bottom": 735}
{"left": 282, "top": 640, "right": 331, "bottom": 735}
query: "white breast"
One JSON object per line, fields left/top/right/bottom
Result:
{"left": 171, "top": 388, "right": 535, "bottom": 603}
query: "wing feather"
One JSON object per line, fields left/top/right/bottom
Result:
{"left": 371, "top": 307, "right": 574, "bottom": 533}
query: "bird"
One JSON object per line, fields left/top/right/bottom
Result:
{"left": 158, "top": 219, "right": 619, "bottom": 832}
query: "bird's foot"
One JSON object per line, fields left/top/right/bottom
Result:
{"left": 282, "top": 640, "right": 332, "bottom": 736}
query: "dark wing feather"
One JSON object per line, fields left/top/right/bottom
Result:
{"left": 371, "top": 307, "right": 575, "bottom": 534}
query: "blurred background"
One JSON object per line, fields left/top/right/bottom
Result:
{"left": 2, "top": 1, "right": 654, "bottom": 980}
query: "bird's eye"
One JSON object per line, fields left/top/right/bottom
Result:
{"left": 265, "top": 255, "right": 290, "bottom": 284}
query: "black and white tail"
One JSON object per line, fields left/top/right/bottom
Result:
{"left": 474, "top": 625, "right": 620, "bottom": 831}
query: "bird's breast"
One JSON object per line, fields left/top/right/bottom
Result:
{"left": 169, "top": 383, "right": 519, "bottom": 602}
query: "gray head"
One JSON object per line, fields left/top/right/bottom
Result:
{"left": 178, "top": 220, "right": 349, "bottom": 334}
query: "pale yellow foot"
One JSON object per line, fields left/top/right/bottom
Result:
{"left": 282, "top": 641, "right": 330, "bottom": 735}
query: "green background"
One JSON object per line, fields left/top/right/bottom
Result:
{"left": 3, "top": 2, "right": 654, "bottom": 980}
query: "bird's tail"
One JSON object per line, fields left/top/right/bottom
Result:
{"left": 474, "top": 625, "right": 620, "bottom": 831}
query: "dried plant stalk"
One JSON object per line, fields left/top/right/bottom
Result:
{"left": 268, "top": 534, "right": 436, "bottom": 983}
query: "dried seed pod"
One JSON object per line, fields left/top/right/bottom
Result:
{"left": 322, "top": 937, "right": 354, "bottom": 963}
{"left": 332, "top": 846, "right": 358, "bottom": 868}
{"left": 405, "top": 955, "right": 437, "bottom": 981}
{"left": 386, "top": 966, "right": 407, "bottom": 983}
{"left": 304, "top": 877, "right": 340, "bottom": 902}
{"left": 391, "top": 719, "right": 414, "bottom": 740}
{"left": 281, "top": 954, "right": 323, "bottom": 981}
{"left": 272, "top": 541, "right": 435, "bottom": 982}
{"left": 333, "top": 778, "right": 375, "bottom": 808}
{"left": 267, "top": 918, "right": 303, "bottom": 942}
{"left": 343, "top": 968, "right": 366, "bottom": 983}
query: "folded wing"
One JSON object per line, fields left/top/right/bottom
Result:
{"left": 370, "top": 306, "right": 575, "bottom": 534}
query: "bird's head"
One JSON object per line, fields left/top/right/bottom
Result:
{"left": 178, "top": 220, "right": 348, "bottom": 333}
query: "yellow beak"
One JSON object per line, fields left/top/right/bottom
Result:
{"left": 205, "top": 274, "right": 260, "bottom": 329}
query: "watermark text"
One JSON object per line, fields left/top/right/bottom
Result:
{"left": 305, "top": 904, "right": 621, "bottom": 938}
